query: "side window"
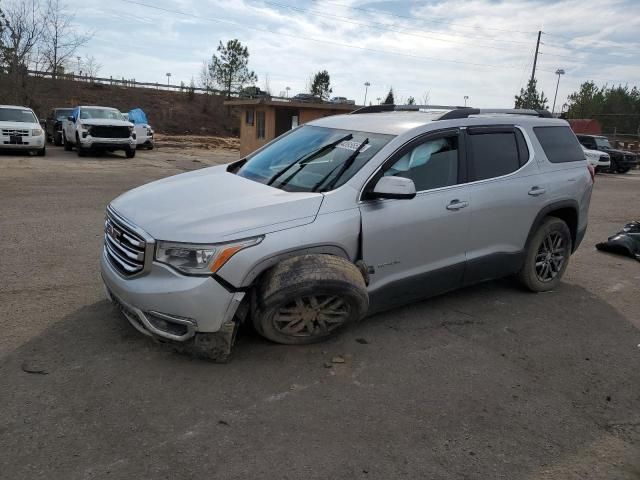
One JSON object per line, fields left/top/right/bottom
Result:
{"left": 383, "top": 135, "right": 459, "bottom": 191}
{"left": 468, "top": 131, "right": 520, "bottom": 181}
{"left": 534, "top": 126, "right": 585, "bottom": 163}
{"left": 245, "top": 109, "right": 254, "bottom": 126}
{"left": 256, "top": 111, "right": 265, "bottom": 139}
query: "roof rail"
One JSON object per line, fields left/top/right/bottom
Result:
{"left": 350, "top": 104, "right": 553, "bottom": 119}
{"left": 438, "top": 108, "right": 552, "bottom": 120}
{"left": 350, "top": 104, "right": 466, "bottom": 115}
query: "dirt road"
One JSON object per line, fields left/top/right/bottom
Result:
{"left": 1, "top": 146, "right": 639, "bottom": 479}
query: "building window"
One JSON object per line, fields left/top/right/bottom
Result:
{"left": 245, "top": 109, "right": 254, "bottom": 126}
{"left": 256, "top": 111, "right": 265, "bottom": 139}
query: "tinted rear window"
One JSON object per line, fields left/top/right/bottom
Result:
{"left": 469, "top": 132, "right": 520, "bottom": 180}
{"left": 534, "top": 126, "right": 585, "bottom": 163}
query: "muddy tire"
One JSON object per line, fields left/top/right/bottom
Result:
{"left": 518, "top": 217, "right": 572, "bottom": 292}
{"left": 253, "top": 254, "right": 369, "bottom": 345}
{"left": 63, "top": 134, "right": 72, "bottom": 151}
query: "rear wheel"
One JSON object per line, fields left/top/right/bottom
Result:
{"left": 63, "top": 133, "right": 72, "bottom": 151}
{"left": 518, "top": 217, "right": 572, "bottom": 292}
{"left": 253, "top": 255, "right": 369, "bottom": 345}
{"left": 616, "top": 166, "right": 630, "bottom": 174}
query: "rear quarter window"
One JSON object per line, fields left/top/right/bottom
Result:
{"left": 534, "top": 126, "right": 585, "bottom": 163}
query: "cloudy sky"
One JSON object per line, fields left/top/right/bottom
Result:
{"left": 71, "top": 0, "right": 640, "bottom": 109}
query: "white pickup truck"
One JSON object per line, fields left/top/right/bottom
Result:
{"left": 63, "top": 106, "right": 137, "bottom": 158}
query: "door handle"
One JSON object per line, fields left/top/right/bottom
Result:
{"left": 528, "top": 187, "right": 546, "bottom": 196}
{"left": 446, "top": 199, "right": 469, "bottom": 211}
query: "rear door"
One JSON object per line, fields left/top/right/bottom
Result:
{"left": 359, "top": 129, "right": 472, "bottom": 311}
{"left": 462, "top": 125, "right": 545, "bottom": 284}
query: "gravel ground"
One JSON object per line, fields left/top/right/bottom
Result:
{"left": 1, "top": 146, "right": 639, "bottom": 480}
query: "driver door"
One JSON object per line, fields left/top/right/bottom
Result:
{"left": 359, "top": 129, "right": 471, "bottom": 312}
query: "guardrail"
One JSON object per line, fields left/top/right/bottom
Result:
{"left": 26, "top": 69, "right": 223, "bottom": 95}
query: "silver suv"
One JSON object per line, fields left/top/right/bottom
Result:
{"left": 101, "top": 106, "right": 593, "bottom": 361}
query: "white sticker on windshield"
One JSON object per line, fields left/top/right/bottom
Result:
{"left": 336, "top": 140, "right": 370, "bottom": 152}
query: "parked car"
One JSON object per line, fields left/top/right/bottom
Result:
{"left": 292, "top": 93, "right": 319, "bottom": 103}
{"left": 582, "top": 145, "right": 610, "bottom": 172}
{"left": 62, "top": 106, "right": 136, "bottom": 158}
{"left": 123, "top": 111, "right": 154, "bottom": 150}
{"left": 576, "top": 134, "right": 637, "bottom": 173}
{"left": 101, "top": 106, "right": 593, "bottom": 361}
{"left": 45, "top": 108, "right": 73, "bottom": 146}
{"left": 330, "top": 96, "right": 356, "bottom": 105}
{"left": 239, "top": 86, "right": 268, "bottom": 98}
{"left": 0, "top": 105, "right": 46, "bottom": 156}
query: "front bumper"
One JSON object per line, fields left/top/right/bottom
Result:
{"left": 80, "top": 136, "right": 136, "bottom": 149}
{"left": 614, "top": 155, "right": 638, "bottom": 168}
{"left": 101, "top": 250, "right": 244, "bottom": 341}
{"left": 0, "top": 135, "right": 44, "bottom": 149}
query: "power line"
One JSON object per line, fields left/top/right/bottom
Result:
{"left": 312, "top": 0, "right": 539, "bottom": 36}
{"left": 120, "top": 0, "right": 544, "bottom": 72}
{"left": 259, "top": 0, "right": 534, "bottom": 49}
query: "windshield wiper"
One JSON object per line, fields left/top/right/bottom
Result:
{"left": 315, "top": 138, "right": 369, "bottom": 192}
{"left": 266, "top": 133, "right": 353, "bottom": 187}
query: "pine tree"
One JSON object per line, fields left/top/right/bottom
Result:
{"left": 514, "top": 78, "right": 548, "bottom": 109}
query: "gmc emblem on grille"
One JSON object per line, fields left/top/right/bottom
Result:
{"left": 106, "top": 223, "right": 122, "bottom": 240}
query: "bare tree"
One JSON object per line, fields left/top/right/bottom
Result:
{"left": 1, "top": 0, "right": 44, "bottom": 73}
{"left": 0, "top": 0, "right": 44, "bottom": 104}
{"left": 83, "top": 54, "right": 101, "bottom": 78}
{"left": 41, "top": 0, "right": 91, "bottom": 78}
{"left": 421, "top": 91, "right": 431, "bottom": 105}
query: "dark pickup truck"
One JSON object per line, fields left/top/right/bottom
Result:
{"left": 576, "top": 134, "right": 637, "bottom": 173}
{"left": 45, "top": 108, "right": 74, "bottom": 146}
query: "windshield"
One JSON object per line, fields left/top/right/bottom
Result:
{"left": 236, "top": 125, "right": 394, "bottom": 192}
{"left": 80, "top": 108, "right": 124, "bottom": 121}
{"left": 56, "top": 109, "right": 73, "bottom": 121}
{"left": 595, "top": 137, "right": 612, "bottom": 149}
{"left": 0, "top": 108, "right": 37, "bottom": 123}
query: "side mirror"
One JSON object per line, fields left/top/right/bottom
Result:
{"left": 68, "top": 116, "right": 75, "bottom": 122}
{"left": 372, "top": 176, "right": 416, "bottom": 200}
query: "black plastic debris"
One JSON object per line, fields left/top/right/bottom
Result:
{"left": 595, "top": 221, "right": 640, "bottom": 261}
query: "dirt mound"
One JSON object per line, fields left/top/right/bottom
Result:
{"left": 0, "top": 76, "right": 239, "bottom": 136}
{"left": 154, "top": 135, "right": 239, "bottom": 150}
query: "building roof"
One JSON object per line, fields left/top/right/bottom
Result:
{"left": 224, "top": 98, "right": 357, "bottom": 111}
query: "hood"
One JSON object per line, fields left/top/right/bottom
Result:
{"left": 583, "top": 147, "right": 608, "bottom": 157}
{"left": 601, "top": 147, "right": 635, "bottom": 156}
{"left": 80, "top": 118, "right": 133, "bottom": 127}
{"left": 0, "top": 120, "right": 38, "bottom": 130}
{"left": 110, "top": 165, "right": 324, "bottom": 243}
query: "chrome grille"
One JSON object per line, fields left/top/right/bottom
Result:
{"left": 104, "top": 211, "right": 146, "bottom": 276}
{"left": 2, "top": 129, "right": 29, "bottom": 136}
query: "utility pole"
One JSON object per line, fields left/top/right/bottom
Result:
{"left": 363, "top": 82, "right": 370, "bottom": 106}
{"left": 530, "top": 30, "right": 542, "bottom": 86}
{"left": 524, "top": 30, "right": 542, "bottom": 109}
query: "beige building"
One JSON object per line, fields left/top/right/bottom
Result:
{"left": 224, "top": 98, "right": 357, "bottom": 156}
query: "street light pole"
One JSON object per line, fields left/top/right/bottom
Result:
{"left": 464, "top": 95, "right": 469, "bottom": 107}
{"left": 552, "top": 68, "right": 565, "bottom": 115}
{"left": 363, "top": 82, "right": 370, "bottom": 105}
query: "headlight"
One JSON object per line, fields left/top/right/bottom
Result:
{"left": 31, "top": 128, "right": 43, "bottom": 136}
{"left": 155, "top": 237, "right": 263, "bottom": 275}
